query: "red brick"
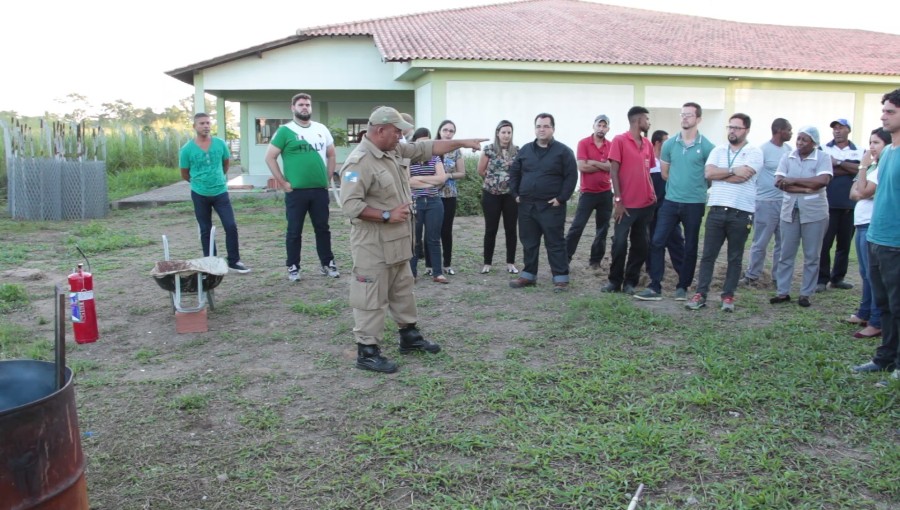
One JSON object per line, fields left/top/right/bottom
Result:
{"left": 175, "top": 308, "right": 208, "bottom": 334}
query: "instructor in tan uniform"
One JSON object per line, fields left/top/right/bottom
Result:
{"left": 340, "top": 106, "right": 485, "bottom": 373}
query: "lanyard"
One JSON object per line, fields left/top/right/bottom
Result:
{"left": 727, "top": 144, "right": 745, "bottom": 169}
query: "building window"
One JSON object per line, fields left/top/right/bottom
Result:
{"left": 255, "top": 118, "right": 291, "bottom": 145}
{"left": 346, "top": 118, "right": 368, "bottom": 143}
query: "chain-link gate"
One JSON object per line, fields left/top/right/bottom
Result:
{"left": 3, "top": 120, "right": 108, "bottom": 220}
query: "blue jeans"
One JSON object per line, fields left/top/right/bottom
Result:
{"left": 869, "top": 242, "right": 900, "bottom": 370}
{"left": 855, "top": 224, "right": 882, "bottom": 328}
{"left": 191, "top": 190, "right": 240, "bottom": 265}
{"left": 565, "top": 191, "right": 612, "bottom": 265}
{"left": 695, "top": 206, "right": 752, "bottom": 298}
{"left": 285, "top": 188, "right": 334, "bottom": 267}
{"left": 647, "top": 200, "right": 703, "bottom": 292}
{"left": 411, "top": 196, "right": 444, "bottom": 278}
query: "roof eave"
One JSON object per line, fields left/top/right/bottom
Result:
{"left": 164, "top": 35, "right": 313, "bottom": 85}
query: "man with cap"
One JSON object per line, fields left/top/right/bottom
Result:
{"left": 565, "top": 114, "right": 613, "bottom": 270}
{"left": 339, "top": 106, "right": 485, "bottom": 373}
{"left": 818, "top": 118, "right": 864, "bottom": 292}
{"left": 636, "top": 102, "right": 715, "bottom": 301}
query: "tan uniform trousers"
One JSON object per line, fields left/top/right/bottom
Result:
{"left": 350, "top": 262, "right": 418, "bottom": 346}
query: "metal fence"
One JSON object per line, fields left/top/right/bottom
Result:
{"left": 2, "top": 120, "right": 108, "bottom": 220}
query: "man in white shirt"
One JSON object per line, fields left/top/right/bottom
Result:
{"left": 686, "top": 113, "right": 764, "bottom": 312}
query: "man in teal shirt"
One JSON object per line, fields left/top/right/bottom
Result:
{"left": 636, "top": 102, "right": 715, "bottom": 301}
{"left": 179, "top": 112, "right": 250, "bottom": 273}
{"left": 853, "top": 88, "right": 900, "bottom": 383}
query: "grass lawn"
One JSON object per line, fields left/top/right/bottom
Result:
{"left": 0, "top": 195, "right": 897, "bottom": 509}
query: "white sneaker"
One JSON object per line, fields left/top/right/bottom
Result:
{"left": 320, "top": 260, "right": 340, "bottom": 278}
{"left": 288, "top": 264, "right": 300, "bottom": 282}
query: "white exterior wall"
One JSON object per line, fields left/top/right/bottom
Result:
{"left": 734, "top": 89, "right": 859, "bottom": 147}
{"left": 445, "top": 81, "right": 634, "bottom": 150}
{"left": 863, "top": 93, "right": 887, "bottom": 140}
{"left": 203, "top": 37, "right": 410, "bottom": 91}
{"left": 415, "top": 83, "right": 433, "bottom": 133}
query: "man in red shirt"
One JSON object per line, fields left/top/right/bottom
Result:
{"left": 565, "top": 114, "right": 613, "bottom": 270}
{"left": 602, "top": 106, "right": 657, "bottom": 294}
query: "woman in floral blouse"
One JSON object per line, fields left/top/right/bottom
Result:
{"left": 433, "top": 120, "right": 465, "bottom": 276}
{"left": 477, "top": 119, "right": 519, "bottom": 274}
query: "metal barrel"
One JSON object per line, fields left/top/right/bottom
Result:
{"left": 0, "top": 360, "right": 89, "bottom": 510}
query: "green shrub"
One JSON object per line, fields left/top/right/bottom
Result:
{"left": 456, "top": 156, "right": 484, "bottom": 217}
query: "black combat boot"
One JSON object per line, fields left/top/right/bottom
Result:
{"left": 356, "top": 344, "right": 398, "bottom": 373}
{"left": 398, "top": 324, "right": 441, "bottom": 354}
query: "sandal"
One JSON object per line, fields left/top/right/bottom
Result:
{"left": 432, "top": 275, "right": 449, "bottom": 284}
{"left": 481, "top": 265, "right": 491, "bottom": 274}
{"left": 507, "top": 265, "right": 519, "bottom": 274}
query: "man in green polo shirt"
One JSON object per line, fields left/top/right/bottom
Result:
{"left": 636, "top": 102, "right": 715, "bottom": 301}
{"left": 179, "top": 112, "right": 250, "bottom": 273}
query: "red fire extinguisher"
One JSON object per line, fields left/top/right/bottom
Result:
{"left": 69, "top": 263, "right": 99, "bottom": 344}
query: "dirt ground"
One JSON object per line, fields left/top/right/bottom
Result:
{"left": 1, "top": 196, "right": 884, "bottom": 509}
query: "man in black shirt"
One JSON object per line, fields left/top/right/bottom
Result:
{"left": 508, "top": 113, "right": 578, "bottom": 292}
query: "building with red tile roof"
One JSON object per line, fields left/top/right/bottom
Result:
{"left": 167, "top": 0, "right": 899, "bottom": 177}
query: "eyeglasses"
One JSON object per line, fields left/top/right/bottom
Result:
{"left": 726, "top": 125, "right": 747, "bottom": 131}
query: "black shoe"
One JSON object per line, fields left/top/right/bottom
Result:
{"left": 356, "top": 344, "right": 398, "bottom": 373}
{"left": 815, "top": 283, "right": 827, "bottom": 293}
{"left": 623, "top": 284, "right": 636, "bottom": 296}
{"left": 600, "top": 283, "right": 620, "bottom": 293}
{"left": 398, "top": 325, "right": 441, "bottom": 354}
{"left": 770, "top": 294, "right": 791, "bottom": 304}
{"left": 509, "top": 277, "right": 536, "bottom": 289}
{"left": 851, "top": 361, "right": 891, "bottom": 374}
{"left": 798, "top": 296, "right": 811, "bottom": 308}
{"left": 831, "top": 280, "right": 854, "bottom": 290}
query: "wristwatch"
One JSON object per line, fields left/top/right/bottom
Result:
{"left": 728, "top": 167, "right": 735, "bottom": 176}
{"left": 381, "top": 210, "right": 391, "bottom": 223}
{"left": 614, "top": 196, "right": 621, "bottom": 203}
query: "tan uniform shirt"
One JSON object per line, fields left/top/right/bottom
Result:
{"left": 339, "top": 137, "right": 434, "bottom": 268}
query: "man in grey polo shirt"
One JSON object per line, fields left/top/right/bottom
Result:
{"left": 742, "top": 118, "right": 793, "bottom": 286}
{"left": 686, "top": 113, "right": 763, "bottom": 312}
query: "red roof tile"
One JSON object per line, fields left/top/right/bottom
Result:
{"left": 298, "top": 0, "right": 900, "bottom": 76}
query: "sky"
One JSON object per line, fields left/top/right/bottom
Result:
{"left": 2, "top": 0, "right": 898, "bottom": 117}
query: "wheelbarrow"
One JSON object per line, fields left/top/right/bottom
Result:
{"left": 150, "top": 226, "right": 227, "bottom": 313}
